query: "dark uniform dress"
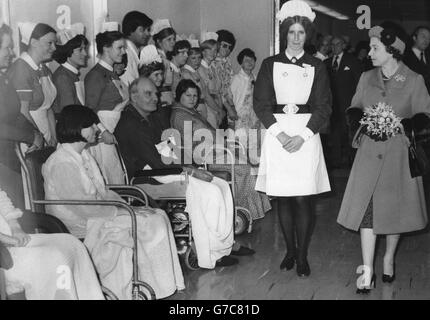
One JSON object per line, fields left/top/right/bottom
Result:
{"left": 8, "top": 53, "right": 57, "bottom": 143}
{"left": 0, "top": 72, "right": 35, "bottom": 208}
{"left": 52, "top": 63, "right": 85, "bottom": 112}
{"left": 84, "top": 60, "right": 128, "bottom": 184}
{"left": 253, "top": 51, "right": 332, "bottom": 196}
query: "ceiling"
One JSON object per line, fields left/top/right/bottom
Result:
{"left": 314, "top": 0, "right": 430, "bottom": 21}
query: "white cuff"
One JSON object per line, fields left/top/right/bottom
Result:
{"left": 268, "top": 123, "right": 283, "bottom": 137}
{"left": 97, "top": 123, "right": 107, "bottom": 133}
{"left": 299, "top": 127, "right": 314, "bottom": 142}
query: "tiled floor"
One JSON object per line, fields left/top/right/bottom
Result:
{"left": 169, "top": 170, "right": 430, "bottom": 300}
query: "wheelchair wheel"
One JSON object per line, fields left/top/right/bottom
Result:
{"left": 184, "top": 246, "right": 199, "bottom": 270}
{"left": 235, "top": 208, "right": 250, "bottom": 235}
{"left": 170, "top": 208, "right": 189, "bottom": 233}
{"left": 132, "top": 281, "right": 157, "bottom": 300}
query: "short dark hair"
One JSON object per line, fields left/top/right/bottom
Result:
{"left": 153, "top": 27, "right": 176, "bottom": 48}
{"left": 168, "top": 40, "right": 191, "bottom": 60}
{"left": 189, "top": 47, "right": 202, "bottom": 56}
{"left": 95, "top": 31, "right": 125, "bottom": 55}
{"left": 53, "top": 35, "right": 89, "bottom": 64}
{"left": 279, "top": 16, "right": 314, "bottom": 52}
{"left": 175, "top": 79, "right": 201, "bottom": 103}
{"left": 122, "top": 11, "right": 153, "bottom": 37}
{"left": 57, "top": 105, "right": 100, "bottom": 143}
{"left": 385, "top": 45, "right": 403, "bottom": 61}
{"left": 216, "top": 29, "right": 236, "bottom": 50}
{"left": 139, "top": 61, "right": 165, "bottom": 77}
{"left": 237, "top": 48, "right": 256, "bottom": 64}
{"left": 30, "top": 23, "right": 56, "bottom": 41}
{"left": 0, "top": 24, "right": 12, "bottom": 47}
{"left": 21, "top": 23, "right": 56, "bottom": 52}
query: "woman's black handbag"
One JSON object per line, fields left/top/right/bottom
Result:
{"left": 408, "top": 129, "right": 430, "bottom": 178}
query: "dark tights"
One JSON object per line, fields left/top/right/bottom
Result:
{"left": 277, "top": 196, "right": 313, "bottom": 264}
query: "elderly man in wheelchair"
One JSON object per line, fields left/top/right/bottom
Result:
{"left": 115, "top": 77, "right": 259, "bottom": 269}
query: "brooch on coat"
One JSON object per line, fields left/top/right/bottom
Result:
{"left": 394, "top": 74, "right": 406, "bottom": 82}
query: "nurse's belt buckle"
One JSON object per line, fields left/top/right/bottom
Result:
{"left": 282, "top": 104, "right": 299, "bottom": 115}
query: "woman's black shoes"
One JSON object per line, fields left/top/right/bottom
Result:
{"left": 382, "top": 273, "right": 395, "bottom": 283}
{"left": 296, "top": 260, "right": 311, "bottom": 277}
{"left": 382, "top": 263, "right": 395, "bottom": 283}
{"left": 356, "top": 274, "right": 376, "bottom": 294}
{"left": 280, "top": 255, "right": 295, "bottom": 270}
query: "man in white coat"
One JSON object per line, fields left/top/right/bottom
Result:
{"left": 120, "top": 11, "right": 153, "bottom": 85}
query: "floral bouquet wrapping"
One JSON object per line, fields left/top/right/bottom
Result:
{"left": 359, "top": 102, "right": 402, "bottom": 141}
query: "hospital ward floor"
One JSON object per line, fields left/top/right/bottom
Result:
{"left": 168, "top": 169, "right": 430, "bottom": 300}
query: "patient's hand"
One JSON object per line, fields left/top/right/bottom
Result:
{"left": 189, "top": 168, "right": 214, "bottom": 182}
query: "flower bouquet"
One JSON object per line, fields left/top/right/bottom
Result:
{"left": 359, "top": 102, "right": 402, "bottom": 141}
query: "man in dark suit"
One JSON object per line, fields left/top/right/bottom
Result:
{"left": 404, "top": 26, "right": 430, "bottom": 93}
{"left": 325, "top": 36, "right": 362, "bottom": 168}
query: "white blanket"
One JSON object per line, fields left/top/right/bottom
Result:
{"left": 185, "top": 176, "right": 234, "bottom": 268}
{"left": 84, "top": 207, "right": 185, "bottom": 300}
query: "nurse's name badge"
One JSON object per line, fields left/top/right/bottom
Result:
{"left": 282, "top": 72, "right": 289, "bottom": 77}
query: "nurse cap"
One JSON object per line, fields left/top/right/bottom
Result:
{"left": 18, "top": 22, "right": 37, "bottom": 45}
{"left": 151, "top": 19, "right": 172, "bottom": 36}
{"left": 101, "top": 22, "right": 119, "bottom": 32}
{"left": 200, "top": 31, "right": 218, "bottom": 43}
{"left": 57, "top": 23, "right": 85, "bottom": 46}
{"left": 368, "top": 25, "right": 406, "bottom": 55}
{"left": 277, "top": 0, "right": 316, "bottom": 23}
{"left": 140, "top": 44, "right": 162, "bottom": 65}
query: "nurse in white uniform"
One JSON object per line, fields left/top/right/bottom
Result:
{"left": 253, "top": 0, "right": 332, "bottom": 277}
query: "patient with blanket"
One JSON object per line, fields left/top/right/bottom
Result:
{"left": 42, "top": 105, "right": 185, "bottom": 299}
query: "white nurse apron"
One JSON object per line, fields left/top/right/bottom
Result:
{"left": 75, "top": 80, "right": 85, "bottom": 105}
{"left": 89, "top": 80, "right": 129, "bottom": 185}
{"left": 255, "top": 62, "right": 330, "bottom": 196}
{"left": 29, "top": 75, "right": 57, "bottom": 143}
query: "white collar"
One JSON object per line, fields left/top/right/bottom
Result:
{"left": 285, "top": 50, "right": 305, "bottom": 61}
{"left": 412, "top": 47, "right": 425, "bottom": 60}
{"left": 126, "top": 39, "right": 140, "bottom": 57}
{"left": 98, "top": 59, "right": 114, "bottom": 72}
{"left": 170, "top": 61, "right": 180, "bottom": 73}
{"left": 314, "top": 51, "right": 328, "bottom": 61}
{"left": 333, "top": 51, "right": 344, "bottom": 61}
{"left": 158, "top": 49, "right": 167, "bottom": 59}
{"left": 20, "top": 52, "right": 40, "bottom": 71}
{"left": 239, "top": 68, "right": 253, "bottom": 79}
{"left": 183, "top": 64, "right": 196, "bottom": 73}
{"left": 62, "top": 62, "right": 79, "bottom": 75}
{"left": 201, "top": 59, "right": 211, "bottom": 69}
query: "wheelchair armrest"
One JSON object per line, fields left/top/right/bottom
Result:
{"left": 131, "top": 168, "right": 183, "bottom": 185}
{"left": 19, "top": 210, "right": 70, "bottom": 234}
{"left": 107, "top": 185, "right": 149, "bottom": 208}
{"left": 134, "top": 168, "right": 183, "bottom": 177}
{"left": 32, "top": 199, "right": 139, "bottom": 242}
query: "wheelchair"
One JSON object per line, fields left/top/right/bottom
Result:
{"left": 14, "top": 143, "right": 157, "bottom": 300}
{"left": 124, "top": 142, "right": 254, "bottom": 271}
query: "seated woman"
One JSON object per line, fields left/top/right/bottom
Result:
{"left": 171, "top": 79, "right": 271, "bottom": 221}
{"left": 114, "top": 77, "right": 238, "bottom": 268}
{"left": 0, "top": 186, "right": 104, "bottom": 300}
{"left": 42, "top": 105, "right": 185, "bottom": 299}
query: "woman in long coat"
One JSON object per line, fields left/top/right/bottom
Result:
{"left": 337, "top": 25, "right": 430, "bottom": 293}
